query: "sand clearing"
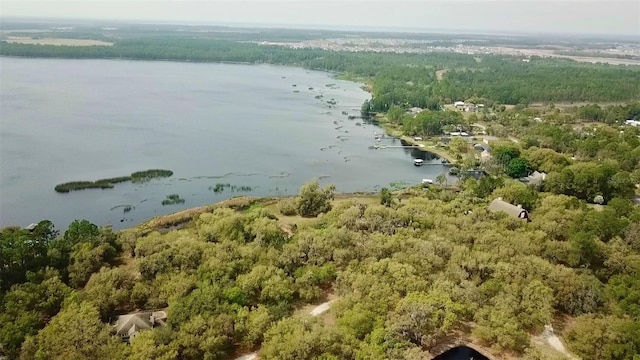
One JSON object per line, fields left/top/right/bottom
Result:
{"left": 5, "top": 36, "right": 113, "bottom": 46}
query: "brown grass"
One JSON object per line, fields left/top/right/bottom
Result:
{"left": 436, "top": 69, "right": 448, "bottom": 81}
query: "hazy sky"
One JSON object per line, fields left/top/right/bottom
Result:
{"left": 2, "top": 0, "right": 639, "bottom": 36}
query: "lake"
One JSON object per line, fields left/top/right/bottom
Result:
{"left": 0, "top": 58, "right": 450, "bottom": 230}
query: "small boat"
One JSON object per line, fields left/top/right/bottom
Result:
{"left": 414, "top": 159, "right": 424, "bottom": 166}
{"left": 441, "top": 158, "right": 449, "bottom": 164}
{"left": 422, "top": 178, "right": 433, "bottom": 184}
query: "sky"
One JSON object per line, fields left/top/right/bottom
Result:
{"left": 2, "top": 0, "right": 639, "bottom": 36}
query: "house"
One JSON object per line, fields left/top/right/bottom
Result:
{"left": 521, "top": 171, "right": 547, "bottom": 186}
{"left": 408, "top": 107, "right": 423, "bottom": 115}
{"left": 111, "top": 310, "right": 167, "bottom": 342}
{"left": 488, "top": 198, "right": 530, "bottom": 221}
{"left": 625, "top": 119, "right": 640, "bottom": 127}
{"left": 474, "top": 143, "right": 491, "bottom": 152}
{"left": 24, "top": 223, "right": 38, "bottom": 232}
{"left": 454, "top": 101, "right": 465, "bottom": 107}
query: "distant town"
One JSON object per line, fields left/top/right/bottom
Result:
{"left": 254, "top": 37, "right": 640, "bottom": 65}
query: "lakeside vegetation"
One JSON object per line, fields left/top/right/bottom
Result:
{"left": 54, "top": 169, "right": 174, "bottom": 193}
{"left": 1, "top": 180, "right": 639, "bottom": 359}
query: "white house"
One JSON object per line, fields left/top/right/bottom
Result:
{"left": 625, "top": 119, "right": 640, "bottom": 127}
{"left": 454, "top": 101, "right": 465, "bottom": 107}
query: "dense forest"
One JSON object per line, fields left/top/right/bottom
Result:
{"left": 2, "top": 38, "right": 639, "bottom": 108}
{"left": 2, "top": 179, "right": 639, "bottom": 360}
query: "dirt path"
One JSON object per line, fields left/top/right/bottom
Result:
{"left": 436, "top": 69, "right": 448, "bottom": 81}
{"left": 531, "top": 324, "right": 578, "bottom": 360}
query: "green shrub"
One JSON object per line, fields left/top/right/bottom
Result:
{"left": 278, "top": 197, "right": 298, "bottom": 216}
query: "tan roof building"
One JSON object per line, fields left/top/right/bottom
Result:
{"left": 488, "top": 198, "right": 530, "bottom": 221}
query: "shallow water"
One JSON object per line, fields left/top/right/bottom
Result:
{"left": 1, "top": 58, "right": 451, "bottom": 230}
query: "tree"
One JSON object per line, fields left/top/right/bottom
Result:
{"left": 84, "top": 267, "right": 137, "bottom": 320}
{"left": 20, "top": 301, "right": 129, "bottom": 360}
{"left": 260, "top": 317, "right": 353, "bottom": 360}
{"left": 0, "top": 221, "right": 56, "bottom": 289}
{"left": 493, "top": 145, "right": 521, "bottom": 166}
{"left": 566, "top": 315, "right": 640, "bottom": 360}
{"left": 0, "top": 270, "right": 71, "bottom": 358}
{"left": 449, "top": 136, "right": 468, "bottom": 154}
{"left": 129, "top": 330, "right": 178, "bottom": 360}
{"left": 387, "top": 290, "right": 463, "bottom": 349}
{"left": 505, "top": 157, "right": 532, "bottom": 178}
{"left": 379, "top": 188, "right": 394, "bottom": 207}
{"left": 296, "top": 180, "right": 336, "bottom": 217}
{"left": 605, "top": 274, "right": 640, "bottom": 318}
{"left": 435, "top": 173, "right": 448, "bottom": 186}
{"left": 387, "top": 105, "right": 404, "bottom": 124}
{"left": 492, "top": 181, "right": 538, "bottom": 210}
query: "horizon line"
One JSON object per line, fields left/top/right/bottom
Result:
{"left": 1, "top": 15, "right": 638, "bottom": 41}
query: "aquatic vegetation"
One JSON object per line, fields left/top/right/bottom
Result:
{"left": 210, "top": 183, "right": 227, "bottom": 193}
{"left": 130, "top": 169, "right": 174, "bottom": 183}
{"left": 54, "top": 169, "right": 174, "bottom": 193}
{"left": 96, "top": 176, "right": 132, "bottom": 184}
{"left": 209, "top": 183, "right": 252, "bottom": 193}
{"left": 161, "top": 194, "right": 185, "bottom": 205}
{"left": 389, "top": 180, "right": 410, "bottom": 190}
{"left": 54, "top": 181, "right": 114, "bottom": 193}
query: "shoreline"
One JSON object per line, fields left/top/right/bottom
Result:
{"left": 132, "top": 192, "right": 379, "bottom": 234}
{"left": 375, "top": 117, "right": 457, "bottom": 163}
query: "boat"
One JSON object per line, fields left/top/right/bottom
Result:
{"left": 413, "top": 159, "right": 424, "bottom": 166}
{"left": 422, "top": 178, "right": 433, "bottom": 184}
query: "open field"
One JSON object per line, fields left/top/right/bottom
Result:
{"left": 4, "top": 36, "right": 113, "bottom": 46}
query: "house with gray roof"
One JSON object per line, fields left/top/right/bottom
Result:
{"left": 520, "top": 171, "right": 547, "bottom": 186}
{"left": 488, "top": 198, "right": 530, "bottom": 221}
{"left": 111, "top": 310, "right": 167, "bottom": 342}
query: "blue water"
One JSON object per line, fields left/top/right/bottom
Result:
{"left": 0, "top": 58, "right": 451, "bottom": 230}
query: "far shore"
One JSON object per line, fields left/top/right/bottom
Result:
{"left": 4, "top": 36, "right": 114, "bottom": 46}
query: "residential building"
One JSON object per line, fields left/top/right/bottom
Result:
{"left": 488, "top": 198, "right": 530, "bottom": 221}
{"left": 111, "top": 310, "right": 167, "bottom": 342}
